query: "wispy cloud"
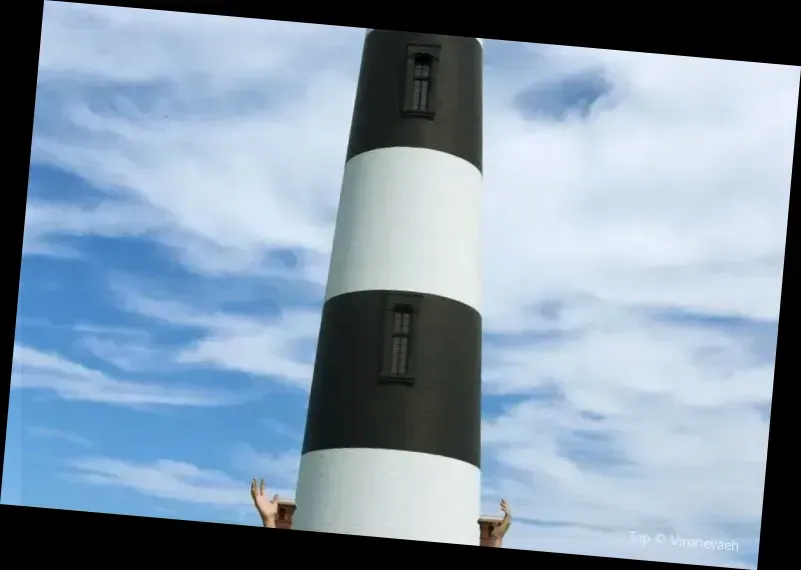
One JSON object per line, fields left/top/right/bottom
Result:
{"left": 11, "top": 343, "right": 248, "bottom": 407}
{"left": 16, "top": 319, "right": 150, "bottom": 338}
{"left": 29, "top": 426, "right": 93, "bottom": 447}
{"left": 258, "top": 418, "right": 303, "bottom": 442}
{"left": 110, "top": 284, "right": 318, "bottom": 389}
{"left": 69, "top": 457, "right": 248, "bottom": 505}
{"left": 68, "top": 455, "right": 295, "bottom": 523}
{"left": 230, "top": 444, "right": 300, "bottom": 488}
{"left": 17, "top": 319, "right": 169, "bottom": 374}
{"left": 77, "top": 335, "right": 160, "bottom": 373}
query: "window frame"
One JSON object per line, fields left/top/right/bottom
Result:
{"left": 379, "top": 293, "right": 422, "bottom": 384}
{"left": 402, "top": 44, "right": 441, "bottom": 119}
{"left": 410, "top": 56, "right": 433, "bottom": 113}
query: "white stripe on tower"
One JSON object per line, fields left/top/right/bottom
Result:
{"left": 293, "top": 31, "right": 484, "bottom": 545}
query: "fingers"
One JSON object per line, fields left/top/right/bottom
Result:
{"left": 260, "top": 478, "right": 265, "bottom": 496}
{"left": 250, "top": 478, "right": 257, "bottom": 498}
{"left": 272, "top": 494, "right": 280, "bottom": 504}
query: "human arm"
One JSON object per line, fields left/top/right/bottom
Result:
{"left": 250, "top": 478, "right": 280, "bottom": 528}
{"left": 491, "top": 499, "right": 512, "bottom": 546}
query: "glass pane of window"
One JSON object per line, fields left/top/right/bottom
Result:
{"left": 398, "top": 337, "right": 408, "bottom": 375}
{"left": 412, "top": 80, "right": 422, "bottom": 110}
{"left": 391, "top": 337, "right": 401, "bottom": 374}
{"left": 419, "top": 81, "right": 428, "bottom": 112}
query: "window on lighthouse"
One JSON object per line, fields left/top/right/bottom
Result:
{"left": 403, "top": 45, "right": 440, "bottom": 118}
{"left": 411, "top": 56, "right": 433, "bottom": 112}
{"left": 390, "top": 306, "right": 413, "bottom": 376}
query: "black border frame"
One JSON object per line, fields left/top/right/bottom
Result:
{"left": 4, "top": 1, "right": 796, "bottom": 569}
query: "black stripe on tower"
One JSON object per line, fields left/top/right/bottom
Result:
{"left": 303, "top": 292, "right": 482, "bottom": 467}
{"left": 347, "top": 31, "right": 483, "bottom": 172}
{"left": 301, "top": 32, "right": 483, "bottom": 469}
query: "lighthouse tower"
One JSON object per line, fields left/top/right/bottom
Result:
{"left": 293, "top": 30, "right": 484, "bottom": 545}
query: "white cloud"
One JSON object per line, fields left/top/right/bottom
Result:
{"left": 29, "top": 426, "right": 93, "bottom": 447}
{"left": 38, "top": 4, "right": 352, "bottom": 87}
{"left": 68, "top": 455, "right": 295, "bottom": 525}
{"left": 71, "top": 457, "right": 247, "bottom": 505}
{"left": 11, "top": 343, "right": 247, "bottom": 407}
{"left": 77, "top": 335, "right": 160, "bottom": 372}
{"left": 230, "top": 444, "right": 301, "bottom": 487}
{"left": 258, "top": 418, "right": 303, "bottom": 442}
{"left": 26, "top": 3, "right": 796, "bottom": 567}
{"left": 479, "top": 300, "right": 770, "bottom": 566}
{"left": 17, "top": 319, "right": 151, "bottom": 338}
{"left": 32, "top": 3, "right": 357, "bottom": 278}
{"left": 111, "top": 285, "right": 317, "bottom": 389}
{"left": 30, "top": 4, "right": 796, "bottom": 322}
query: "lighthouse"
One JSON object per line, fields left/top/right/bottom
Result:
{"left": 293, "top": 30, "right": 484, "bottom": 545}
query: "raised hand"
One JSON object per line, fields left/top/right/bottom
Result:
{"left": 250, "top": 478, "right": 280, "bottom": 526}
{"left": 500, "top": 499, "right": 511, "bottom": 518}
{"left": 491, "top": 499, "right": 512, "bottom": 546}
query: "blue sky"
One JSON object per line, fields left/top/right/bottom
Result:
{"left": 4, "top": 2, "right": 798, "bottom": 567}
